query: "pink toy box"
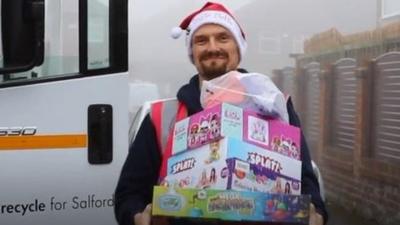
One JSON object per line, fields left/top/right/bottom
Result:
{"left": 166, "top": 137, "right": 301, "bottom": 194}
{"left": 172, "top": 103, "right": 301, "bottom": 160}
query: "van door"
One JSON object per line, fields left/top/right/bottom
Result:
{"left": 0, "top": 1, "right": 127, "bottom": 225}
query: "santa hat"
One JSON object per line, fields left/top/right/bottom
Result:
{"left": 171, "top": 2, "right": 247, "bottom": 63}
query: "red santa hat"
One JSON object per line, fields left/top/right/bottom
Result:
{"left": 171, "top": 2, "right": 247, "bottom": 63}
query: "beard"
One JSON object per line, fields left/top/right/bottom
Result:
{"left": 199, "top": 50, "right": 230, "bottom": 80}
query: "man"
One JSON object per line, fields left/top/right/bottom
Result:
{"left": 114, "top": 2, "right": 328, "bottom": 225}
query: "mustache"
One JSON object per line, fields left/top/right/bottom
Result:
{"left": 199, "top": 50, "right": 229, "bottom": 61}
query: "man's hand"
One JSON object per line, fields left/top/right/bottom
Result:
{"left": 134, "top": 204, "right": 152, "bottom": 225}
{"left": 133, "top": 204, "right": 169, "bottom": 225}
{"left": 309, "top": 203, "right": 324, "bottom": 225}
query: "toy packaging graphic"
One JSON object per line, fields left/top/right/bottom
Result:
{"left": 226, "top": 158, "right": 301, "bottom": 195}
{"left": 172, "top": 103, "right": 301, "bottom": 160}
{"left": 152, "top": 186, "right": 311, "bottom": 224}
{"left": 166, "top": 137, "right": 301, "bottom": 193}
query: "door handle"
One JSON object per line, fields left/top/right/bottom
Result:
{"left": 88, "top": 104, "right": 113, "bottom": 164}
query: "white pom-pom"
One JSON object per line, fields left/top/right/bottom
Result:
{"left": 171, "top": 27, "right": 183, "bottom": 39}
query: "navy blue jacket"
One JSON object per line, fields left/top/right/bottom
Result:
{"left": 114, "top": 74, "right": 328, "bottom": 225}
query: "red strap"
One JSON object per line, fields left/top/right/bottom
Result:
{"left": 176, "top": 101, "right": 189, "bottom": 121}
{"left": 158, "top": 101, "right": 187, "bottom": 181}
{"left": 151, "top": 101, "right": 163, "bottom": 155}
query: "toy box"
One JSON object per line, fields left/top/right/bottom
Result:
{"left": 172, "top": 103, "right": 301, "bottom": 160}
{"left": 166, "top": 138, "right": 301, "bottom": 193}
{"left": 226, "top": 158, "right": 301, "bottom": 195}
{"left": 152, "top": 186, "right": 310, "bottom": 224}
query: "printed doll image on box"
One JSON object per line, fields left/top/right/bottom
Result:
{"left": 196, "top": 169, "right": 209, "bottom": 189}
{"left": 281, "top": 137, "right": 293, "bottom": 155}
{"left": 209, "top": 113, "right": 221, "bottom": 139}
{"left": 272, "top": 135, "right": 284, "bottom": 153}
{"left": 209, "top": 167, "right": 217, "bottom": 184}
{"left": 196, "top": 168, "right": 217, "bottom": 189}
{"left": 290, "top": 142, "right": 299, "bottom": 159}
{"left": 284, "top": 181, "right": 291, "bottom": 194}
{"left": 204, "top": 141, "right": 221, "bottom": 164}
{"left": 274, "top": 177, "right": 284, "bottom": 194}
{"left": 272, "top": 136, "right": 281, "bottom": 152}
{"left": 199, "top": 118, "right": 210, "bottom": 145}
{"left": 188, "top": 123, "right": 200, "bottom": 147}
{"left": 178, "top": 176, "right": 192, "bottom": 188}
{"left": 272, "top": 135, "right": 298, "bottom": 158}
{"left": 196, "top": 167, "right": 218, "bottom": 189}
{"left": 248, "top": 116, "right": 269, "bottom": 144}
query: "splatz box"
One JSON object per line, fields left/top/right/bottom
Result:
{"left": 226, "top": 158, "right": 301, "bottom": 195}
{"left": 166, "top": 138, "right": 301, "bottom": 191}
{"left": 152, "top": 186, "right": 310, "bottom": 224}
{"left": 172, "top": 103, "right": 301, "bottom": 160}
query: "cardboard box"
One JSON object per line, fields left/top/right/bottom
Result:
{"left": 166, "top": 138, "right": 301, "bottom": 193}
{"left": 226, "top": 158, "right": 301, "bottom": 195}
{"left": 172, "top": 103, "right": 301, "bottom": 160}
{"left": 152, "top": 186, "right": 310, "bottom": 224}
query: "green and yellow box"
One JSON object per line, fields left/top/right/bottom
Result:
{"left": 152, "top": 186, "right": 310, "bottom": 224}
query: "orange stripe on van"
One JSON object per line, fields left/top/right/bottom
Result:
{"left": 0, "top": 134, "right": 87, "bottom": 150}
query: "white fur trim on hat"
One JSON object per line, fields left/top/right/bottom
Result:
{"left": 185, "top": 10, "right": 247, "bottom": 63}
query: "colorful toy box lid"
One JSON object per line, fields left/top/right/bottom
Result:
{"left": 152, "top": 185, "right": 310, "bottom": 224}
{"left": 172, "top": 103, "right": 301, "bottom": 160}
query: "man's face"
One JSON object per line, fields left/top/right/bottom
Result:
{"left": 191, "top": 24, "right": 240, "bottom": 81}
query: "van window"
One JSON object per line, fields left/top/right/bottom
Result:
{"left": 0, "top": 0, "right": 79, "bottom": 84}
{"left": 88, "top": 0, "right": 109, "bottom": 70}
{"left": 0, "top": 0, "right": 126, "bottom": 87}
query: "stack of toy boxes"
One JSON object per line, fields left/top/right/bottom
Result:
{"left": 165, "top": 103, "right": 302, "bottom": 195}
